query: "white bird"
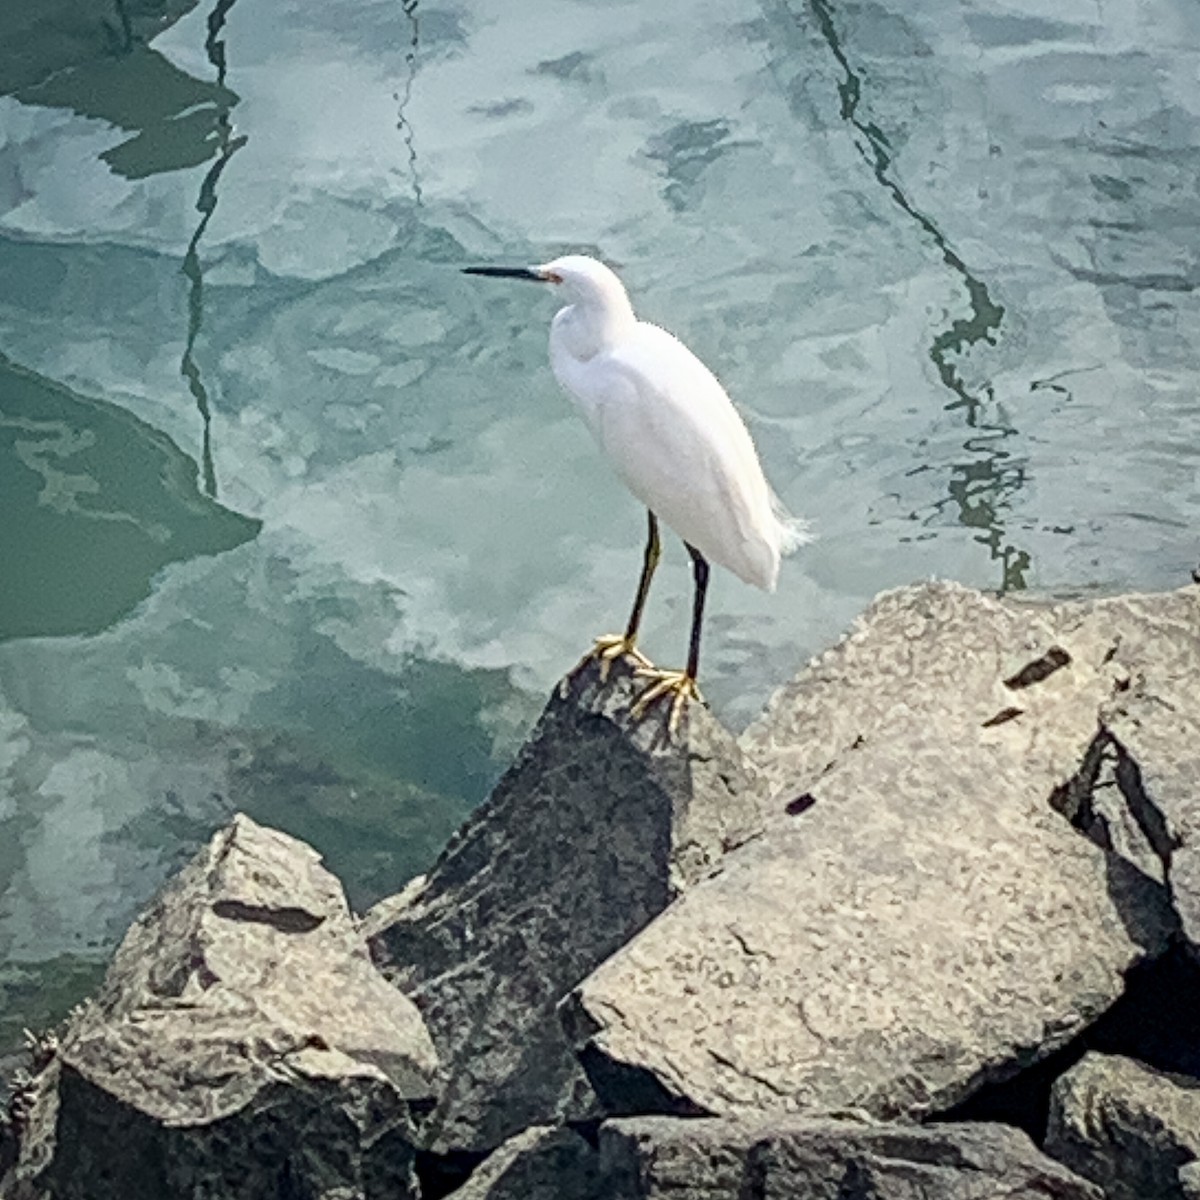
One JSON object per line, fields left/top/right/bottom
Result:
{"left": 463, "top": 254, "right": 811, "bottom": 733}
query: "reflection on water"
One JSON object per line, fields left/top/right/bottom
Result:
{"left": 5, "top": 3, "right": 237, "bottom": 182}
{"left": 806, "top": 0, "right": 1029, "bottom": 591}
{"left": 393, "top": 0, "right": 423, "bottom": 206}
{"left": 939, "top": 425, "right": 1029, "bottom": 592}
{"left": 0, "top": 0, "right": 199, "bottom": 95}
{"left": 180, "top": 0, "right": 246, "bottom": 497}
{"left": 0, "top": 352, "right": 259, "bottom": 641}
{"left": 647, "top": 119, "right": 744, "bottom": 214}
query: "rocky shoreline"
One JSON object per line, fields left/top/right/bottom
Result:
{"left": 2, "top": 580, "right": 1199, "bottom": 1199}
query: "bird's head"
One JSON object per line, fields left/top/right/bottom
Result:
{"left": 463, "top": 254, "right": 632, "bottom": 317}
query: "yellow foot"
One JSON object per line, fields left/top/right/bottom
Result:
{"left": 630, "top": 667, "right": 704, "bottom": 737}
{"left": 567, "top": 634, "right": 653, "bottom": 690}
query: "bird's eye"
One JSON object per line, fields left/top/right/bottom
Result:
{"left": 544, "top": 271, "right": 563, "bottom": 284}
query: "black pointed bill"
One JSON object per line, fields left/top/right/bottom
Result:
{"left": 462, "top": 265, "right": 548, "bottom": 283}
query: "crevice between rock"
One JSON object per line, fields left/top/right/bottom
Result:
{"left": 938, "top": 942, "right": 1200, "bottom": 1143}
{"left": 415, "top": 1147, "right": 489, "bottom": 1200}
{"left": 574, "top": 1044, "right": 711, "bottom": 1121}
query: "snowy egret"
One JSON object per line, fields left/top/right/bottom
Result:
{"left": 463, "top": 254, "right": 810, "bottom": 733}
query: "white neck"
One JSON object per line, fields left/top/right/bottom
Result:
{"left": 551, "top": 292, "right": 636, "bottom": 362}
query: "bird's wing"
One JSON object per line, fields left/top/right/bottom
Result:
{"left": 623, "top": 325, "right": 767, "bottom": 488}
{"left": 578, "top": 323, "right": 779, "bottom": 584}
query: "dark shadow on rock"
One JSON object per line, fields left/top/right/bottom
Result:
{"left": 1105, "top": 853, "right": 1181, "bottom": 954}
{"left": 43, "top": 1062, "right": 424, "bottom": 1200}
{"left": 0, "top": 1111, "right": 14, "bottom": 1180}
{"left": 575, "top": 1044, "right": 711, "bottom": 1121}
{"left": 415, "top": 1147, "right": 488, "bottom": 1200}
{"left": 941, "top": 942, "right": 1200, "bottom": 1142}
{"left": 1113, "top": 747, "right": 1179, "bottom": 869}
{"left": 1049, "top": 725, "right": 1182, "bottom": 951}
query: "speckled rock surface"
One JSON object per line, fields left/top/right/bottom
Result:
{"left": 365, "top": 654, "right": 770, "bottom": 1153}
{"left": 446, "top": 1115, "right": 1101, "bottom": 1199}
{"left": 1046, "top": 1052, "right": 1200, "bottom": 1200}
{"left": 565, "top": 582, "right": 1197, "bottom": 1121}
{"left": 0, "top": 815, "right": 438, "bottom": 1200}
{"left": 596, "top": 1116, "right": 1102, "bottom": 1199}
{"left": 1182, "top": 1161, "right": 1200, "bottom": 1199}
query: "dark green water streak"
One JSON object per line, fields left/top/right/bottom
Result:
{"left": 806, "top": 0, "right": 1030, "bottom": 590}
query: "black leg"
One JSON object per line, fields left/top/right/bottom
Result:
{"left": 684, "top": 544, "right": 710, "bottom": 681}
{"left": 628, "top": 542, "right": 708, "bottom": 734}
{"left": 624, "top": 511, "right": 661, "bottom": 643}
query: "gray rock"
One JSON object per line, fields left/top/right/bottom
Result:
{"left": 1182, "top": 1161, "right": 1200, "bottom": 1200}
{"left": 0, "top": 815, "right": 438, "bottom": 1200}
{"left": 0, "top": 1052, "right": 20, "bottom": 1110}
{"left": 365, "top": 655, "right": 769, "bottom": 1152}
{"left": 1046, "top": 1052, "right": 1200, "bottom": 1200}
{"left": 596, "top": 1117, "right": 1102, "bottom": 1199}
{"left": 447, "top": 1115, "right": 1100, "bottom": 1199}
{"left": 566, "top": 582, "right": 1196, "bottom": 1121}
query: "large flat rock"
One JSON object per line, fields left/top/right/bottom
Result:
{"left": 1046, "top": 1052, "right": 1200, "bottom": 1200}
{"left": 365, "top": 656, "right": 770, "bottom": 1153}
{"left": 0, "top": 815, "right": 438, "bottom": 1200}
{"left": 565, "top": 582, "right": 1197, "bottom": 1121}
{"left": 445, "top": 1115, "right": 1100, "bottom": 1199}
{"left": 597, "top": 1116, "right": 1102, "bottom": 1199}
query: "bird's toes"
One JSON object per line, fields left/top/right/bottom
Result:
{"left": 667, "top": 691, "right": 689, "bottom": 739}
{"left": 629, "top": 668, "right": 704, "bottom": 736}
{"left": 575, "top": 634, "right": 652, "bottom": 684}
{"left": 595, "top": 636, "right": 629, "bottom": 683}
{"left": 666, "top": 678, "right": 704, "bottom": 737}
{"left": 629, "top": 671, "right": 676, "bottom": 719}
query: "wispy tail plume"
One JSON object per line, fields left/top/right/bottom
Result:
{"left": 773, "top": 494, "right": 815, "bottom": 556}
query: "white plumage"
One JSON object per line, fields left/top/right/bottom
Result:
{"left": 463, "top": 252, "right": 811, "bottom": 731}
{"left": 543, "top": 256, "right": 810, "bottom": 589}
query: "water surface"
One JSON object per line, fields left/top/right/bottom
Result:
{"left": 1, "top": 0, "right": 1198, "bottom": 1049}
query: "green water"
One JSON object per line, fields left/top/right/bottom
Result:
{"left": 0, "top": 353, "right": 258, "bottom": 640}
{"left": 1, "top": 0, "right": 1198, "bottom": 1046}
